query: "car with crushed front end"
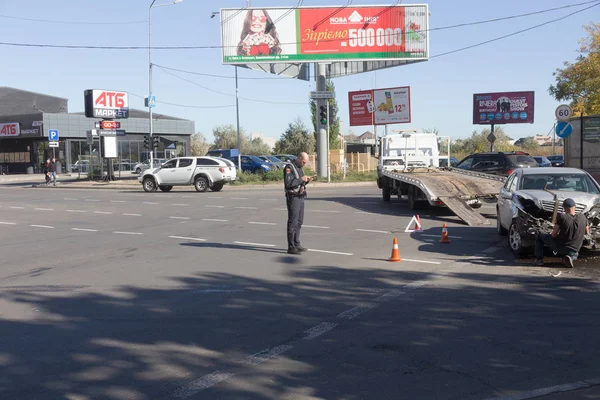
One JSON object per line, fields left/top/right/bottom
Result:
{"left": 138, "top": 156, "right": 236, "bottom": 193}
{"left": 496, "top": 167, "right": 600, "bottom": 255}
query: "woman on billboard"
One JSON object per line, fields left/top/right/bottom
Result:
{"left": 237, "top": 9, "right": 282, "bottom": 56}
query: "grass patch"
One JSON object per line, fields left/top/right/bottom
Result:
{"left": 231, "top": 168, "right": 377, "bottom": 185}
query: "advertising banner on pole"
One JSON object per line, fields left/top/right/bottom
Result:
{"left": 221, "top": 5, "right": 429, "bottom": 64}
{"left": 348, "top": 87, "right": 411, "bottom": 126}
{"left": 473, "top": 91, "right": 535, "bottom": 125}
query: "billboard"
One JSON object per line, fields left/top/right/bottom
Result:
{"left": 348, "top": 87, "right": 411, "bottom": 126}
{"left": 84, "top": 90, "right": 129, "bottom": 119}
{"left": 473, "top": 91, "right": 534, "bottom": 125}
{"left": 221, "top": 5, "right": 429, "bottom": 64}
{"left": 0, "top": 122, "right": 20, "bottom": 137}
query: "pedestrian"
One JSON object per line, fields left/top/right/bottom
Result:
{"left": 284, "top": 152, "right": 314, "bottom": 254}
{"left": 49, "top": 157, "right": 57, "bottom": 186}
{"left": 535, "top": 198, "right": 590, "bottom": 267}
{"left": 43, "top": 159, "right": 51, "bottom": 186}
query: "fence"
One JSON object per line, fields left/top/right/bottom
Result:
{"left": 306, "top": 150, "right": 378, "bottom": 174}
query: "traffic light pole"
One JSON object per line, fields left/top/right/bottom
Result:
{"left": 316, "top": 63, "right": 327, "bottom": 178}
{"left": 327, "top": 102, "right": 331, "bottom": 183}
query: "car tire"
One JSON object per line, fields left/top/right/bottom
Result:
{"left": 143, "top": 177, "right": 157, "bottom": 193}
{"left": 210, "top": 182, "right": 224, "bottom": 192}
{"left": 253, "top": 167, "right": 263, "bottom": 174}
{"left": 497, "top": 207, "right": 508, "bottom": 236}
{"left": 159, "top": 185, "right": 173, "bottom": 192}
{"left": 508, "top": 221, "right": 528, "bottom": 255}
{"left": 135, "top": 168, "right": 141, "bottom": 174}
{"left": 194, "top": 176, "right": 208, "bottom": 192}
{"left": 382, "top": 182, "right": 391, "bottom": 202}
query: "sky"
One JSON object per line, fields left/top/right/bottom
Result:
{"left": 0, "top": 0, "right": 596, "bottom": 144}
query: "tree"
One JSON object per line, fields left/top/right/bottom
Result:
{"left": 450, "top": 127, "right": 514, "bottom": 156}
{"left": 244, "top": 137, "right": 272, "bottom": 155}
{"left": 274, "top": 118, "right": 316, "bottom": 155}
{"left": 212, "top": 125, "right": 243, "bottom": 150}
{"left": 549, "top": 23, "right": 600, "bottom": 115}
{"left": 190, "top": 132, "right": 210, "bottom": 156}
{"left": 515, "top": 136, "right": 540, "bottom": 152}
{"left": 309, "top": 79, "right": 341, "bottom": 150}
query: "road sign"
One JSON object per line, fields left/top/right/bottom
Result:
{"left": 487, "top": 133, "right": 496, "bottom": 143}
{"left": 48, "top": 129, "right": 59, "bottom": 141}
{"left": 146, "top": 95, "right": 156, "bottom": 108}
{"left": 48, "top": 141, "right": 59, "bottom": 148}
{"left": 98, "top": 129, "right": 126, "bottom": 136}
{"left": 100, "top": 121, "right": 121, "bottom": 129}
{"left": 555, "top": 121, "right": 573, "bottom": 138}
{"left": 310, "top": 91, "right": 334, "bottom": 100}
{"left": 555, "top": 104, "right": 573, "bottom": 122}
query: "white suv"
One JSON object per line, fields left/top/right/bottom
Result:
{"left": 138, "top": 156, "right": 237, "bottom": 192}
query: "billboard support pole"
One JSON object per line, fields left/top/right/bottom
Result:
{"left": 490, "top": 124, "right": 495, "bottom": 152}
{"left": 316, "top": 63, "right": 327, "bottom": 178}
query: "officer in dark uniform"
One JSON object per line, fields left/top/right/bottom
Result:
{"left": 284, "top": 152, "right": 313, "bottom": 254}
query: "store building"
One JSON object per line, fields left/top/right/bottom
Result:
{"left": 0, "top": 87, "right": 194, "bottom": 174}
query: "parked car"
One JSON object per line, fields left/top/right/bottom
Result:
{"left": 257, "top": 155, "right": 286, "bottom": 169}
{"left": 134, "top": 158, "right": 167, "bottom": 174}
{"left": 229, "top": 155, "right": 271, "bottom": 174}
{"left": 72, "top": 160, "right": 90, "bottom": 173}
{"left": 273, "top": 154, "right": 297, "bottom": 163}
{"left": 138, "top": 156, "right": 236, "bottom": 193}
{"left": 547, "top": 155, "right": 565, "bottom": 167}
{"left": 455, "top": 152, "right": 538, "bottom": 176}
{"left": 496, "top": 167, "right": 600, "bottom": 254}
{"left": 533, "top": 156, "right": 552, "bottom": 168}
{"left": 439, "top": 156, "right": 459, "bottom": 168}
{"left": 206, "top": 149, "right": 239, "bottom": 159}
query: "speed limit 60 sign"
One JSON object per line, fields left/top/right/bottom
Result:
{"left": 555, "top": 104, "right": 573, "bottom": 121}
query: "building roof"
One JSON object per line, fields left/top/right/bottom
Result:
{"left": 70, "top": 109, "right": 188, "bottom": 121}
{"left": 358, "top": 131, "right": 375, "bottom": 140}
{"left": 0, "top": 87, "right": 68, "bottom": 115}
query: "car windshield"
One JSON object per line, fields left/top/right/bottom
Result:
{"left": 266, "top": 156, "right": 282, "bottom": 162}
{"left": 506, "top": 155, "right": 538, "bottom": 167}
{"left": 547, "top": 155, "right": 563, "bottom": 161}
{"left": 520, "top": 173, "right": 600, "bottom": 194}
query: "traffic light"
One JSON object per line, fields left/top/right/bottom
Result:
{"left": 319, "top": 105, "right": 327, "bottom": 126}
{"left": 143, "top": 135, "right": 150, "bottom": 150}
{"left": 153, "top": 135, "right": 161, "bottom": 150}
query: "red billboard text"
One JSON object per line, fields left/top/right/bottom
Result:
{"left": 0, "top": 123, "right": 20, "bottom": 136}
{"left": 95, "top": 92, "right": 127, "bottom": 109}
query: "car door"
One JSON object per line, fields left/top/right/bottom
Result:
{"left": 240, "top": 156, "right": 252, "bottom": 172}
{"left": 155, "top": 159, "right": 178, "bottom": 183}
{"left": 172, "top": 158, "right": 194, "bottom": 184}
{"left": 498, "top": 172, "right": 518, "bottom": 229}
{"left": 456, "top": 156, "right": 475, "bottom": 170}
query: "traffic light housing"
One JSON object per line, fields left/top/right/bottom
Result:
{"left": 153, "top": 135, "right": 160, "bottom": 150}
{"left": 319, "top": 105, "right": 327, "bottom": 126}
{"left": 143, "top": 135, "right": 150, "bottom": 150}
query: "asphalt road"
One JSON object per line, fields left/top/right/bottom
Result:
{"left": 1, "top": 184, "right": 599, "bottom": 400}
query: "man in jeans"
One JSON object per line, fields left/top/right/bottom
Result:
{"left": 49, "top": 157, "right": 57, "bottom": 186}
{"left": 535, "top": 198, "right": 590, "bottom": 267}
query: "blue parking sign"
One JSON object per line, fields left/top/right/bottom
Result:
{"left": 48, "top": 129, "right": 59, "bottom": 141}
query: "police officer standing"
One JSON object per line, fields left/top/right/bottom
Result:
{"left": 284, "top": 152, "right": 314, "bottom": 254}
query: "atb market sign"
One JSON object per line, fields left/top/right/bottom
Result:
{"left": 220, "top": 5, "right": 429, "bottom": 64}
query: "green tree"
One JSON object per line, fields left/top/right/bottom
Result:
{"left": 516, "top": 136, "right": 540, "bottom": 152}
{"left": 309, "top": 79, "right": 341, "bottom": 150}
{"left": 451, "top": 127, "right": 514, "bottom": 156}
{"left": 212, "top": 125, "right": 244, "bottom": 150}
{"left": 549, "top": 23, "right": 600, "bottom": 115}
{"left": 274, "top": 118, "right": 316, "bottom": 155}
{"left": 244, "top": 137, "right": 272, "bottom": 156}
{"left": 190, "top": 132, "right": 211, "bottom": 156}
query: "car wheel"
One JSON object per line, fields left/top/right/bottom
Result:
{"left": 194, "top": 176, "right": 208, "bottom": 192}
{"left": 253, "top": 167, "right": 263, "bottom": 174}
{"left": 382, "top": 182, "right": 391, "bottom": 202}
{"left": 135, "top": 168, "right": 141, "bottom": 174}
{"left": 210, "top": 182, "right": 224, "bottom": 192}
{"left": 508, "top": 221, "right": 527, "bottom": 255}
{"left": 497, "top": 207, "right": 508, "bottom": 236}
{"left": 159, "top": 185, "right": 173, "bottom": 192}
{"left": 143, "top": 177, "right": 157, "bottom": 193}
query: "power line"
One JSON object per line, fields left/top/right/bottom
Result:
{"left": 128, "top": 93, "right": 236, "bottom": 109}
{"left": 0, "top": 14, "right": 146, "bottom": 25}
{"left": 153, "top": 63, "right": 295, "bottom": 80}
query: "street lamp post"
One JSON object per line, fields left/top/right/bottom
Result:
{"left": 149, "top": 0, "right": 182, "bottom": 166}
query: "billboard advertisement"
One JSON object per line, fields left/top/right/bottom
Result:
{"left": 473, "top": 91, "right": 535, "bottom": 125}
{"left": 221, "top": 5, "right": 429, "bottom": 64}
{"left": 0, "top": 122, "right": 20, "bottom": 137}
{"left": 348, "top": 87, "right": 411, "bottom": 126}
{"left": 84, "top": 90, "right": 129, "bottom": 119}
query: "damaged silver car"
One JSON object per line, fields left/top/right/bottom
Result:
{"left": 496, "top": 167, "right": 600, "bottom": 255}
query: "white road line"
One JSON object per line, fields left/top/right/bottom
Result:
{"left": 72, "top": 228, "right": 98, "bottom": 232}
{"left": 482, "top": 247, "right": 501, "bottom": 254}
{"left": 207, "top": 196, "right": 223, "bottom": 199}
{"left": 202, "top": 218, "right": 228, "bottom": 222}
{"left": 110, "top": 200, "right": 127, "bottom": 203}
{"left": 173, "top": 372, "right": 235, "bottom": 398}
{"left": 172, "top": 203, "right": 189, "bottom": 206}
{"left": 402, "top": 258, "right": 442, "bottom": 265}
{"left": 303, "top": 322, "right": 338, "bottom": 340}
{"left": 484, "top": 378, "right": 600, "bottom": 400}
{"left": 93, "top": 211, "right": 113, "bottom": 215}
{"left": 237, "top": 345, "right": 293, "bottom": 366}
{"left": 113, "top": 231, "right": 144, "bottom": 235}
{"left": 9, "top": 206, "right": 24, "bottom": 209}
{"left": 0, "top": 222, "right": 16, "bottom": 225}
{"left": 169, "top": 236, "right": 206, "bottom": 242}
{"left": 34, "top": 208, "right": 54, "bottom": 211}
{"left": 169, "top": 216, "right": 190, "bottom": 220}
{"left": 312, "top": 210, "right": 341, "bottom": 213}
{"left": 354, "top": 211, "right": 371, "bottom": 214}
{"left": 304, "top": 225, "right": 330, "bottom": 229}
{"left": 143, "top": 202, "right": 158, "bottom": 205}
{"left": 231, "top": 197, "right": 248, "bottom": 200}
{"left": 420, "top": 234, "right": 464, "bottom": 239}
{"left": 122, "top": 213, "right": 141, "bottom": 216}
{"left": 235, "top": 206, "right": 258, "bottom": 210}
{"left": 274, "top": 208, "right": 287, "bottom": 211}
{"left": 374, "top": 290, "right": 405, "bottom": 303}
{"left": 206, "top": 205, "right": 225, "bottom": 208}
{"left": 337, "top": 304, "right": 378, "bottom": 320}
{"left": 30, "top": 225, "right": 54, "bottom": 229}
{"left": 259, "top": 198, "right": 278, "bottom": 201}
{"left": 182, "top": 195, "right": 196, "bottom": 198}
{"left": 248, "top": 221, "right": 276, "bottom": 226}
{"left": 307, "top": 249, "right": 353, "bottom": 256}
{"left": 356, "top": 229, "right": 389, "bottom": 234}
{"left": 233, "top": 241, "right": 276, "bottom": 248}
{"left": 85, "top": 199, "right": 100, "bottom": 202}
{"left": 64, "top": 198, "right": 78, "bottom": 201}
{"left": 66, "top": 209, "right": 87, "bottom": 213}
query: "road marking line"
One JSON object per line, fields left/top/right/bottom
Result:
{"left": 64, "top": 198, "right": 78, "bottom": 201}
{"left": 110, "top": 200, "right": 127, "bottom": 203}
{"left": 182, "top": 195, "right": 196, "bottom": 198}
{"left": 233, "top": 241, "right": 276, "bottom": 247}
{"left": 206, "top": 205, "right": 225, "bottom": 208}
{"left": 172, "top": 203, "right": 190, "bottom": 206}
{"left": 85, "top": 199, "right": 100, "bottom": 202}
{"left": 72, "top": 228, "right": 98, "bottom": 232}
{"left": 169, "top": 236, "right": 206, "bottom": 242}
{"left": 248, "top": 221, "right": 276, "bottom": 226}
{"left": 122, "top": 213, "right": 141, "bottom": 216}
{"left": 356, "top": 229, "right": 389, "bottom": 234}
{"left": 402, "top": 258, "right": 442, "bottom": 265}
{"left": 419, "top": 234, "right": 464, "bottom": 239}
{"left": 169, "top": 216, "right": 190, "bottom": 220}
{"left": 30, "top": 225, "right": 54, "bottom": 229}
{"left": 207, "top": 196, "right": 223, "bottom": 199}
{"left": 337, "top": 304, "right": 378, "bottom": 320}
{"left": 143, "top": 202, "right": 158, "bottom": 205}
{"left": 113, "top": 231, "right": 144, "bottom": 235}
{"left": 483, "top": 378, "right": 599, "bottom": 400}
{"left": 308, "top": 249, "right": 353, "bottom": 256}
{"left": 259, "top": 198, "right": 278, "bottom": 201}
{"left": 304, "top": 225, "right": 330, "bottom": 229}
{"left": 9, "top": 206, "right": 24, "bottom": 209}
{"left": 274, "top": 208, "right": 287, "bottom": 211}
{"left": 374, "top": 290, "right": 405, "bottom": 303}
{"left": 202, "top": 218, "right": 228, "bottom": 222}
{"left": 172, "top": 371, "right": 235, "bottom": 398}
{"left": 66, "top": 209, "right": 87, "bottom": 213}
{"left": 303, "top": 322, "right": 338, "bottom": 340}
{"left": 312, "top": 210, "right": 340, "bottom": 213}
{"left": 354, "top": 211, "right": 371, "bottom": 214}
{"left": 482, "top": 246, "right": 501, "bottom": 254}
{"left": 237, "top": 345, "right": 293, "bottom": 366}
{"left": 0, "top": 222, "right": 16, "bottom": 225}
{"left": 235, "top": 206, "right": 258, "bottom": 210}
{"left": 35, "top": 208, "right": 54, "bottom": 211}
{"left": 231, "top": 197, "right": 248, "bottom": 200}
{"left": 93, "top": 211, "right": 113, "bottom": 215}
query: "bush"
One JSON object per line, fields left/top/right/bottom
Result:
{"left": 231, "top": 167, "right": 376, "bottom": 185}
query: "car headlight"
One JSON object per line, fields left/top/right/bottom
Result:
{"left": 262, "top": 164, "right": 270, "bottom": 170}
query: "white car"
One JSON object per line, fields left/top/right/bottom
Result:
{"left": 138, "top": 156, "right": 237, "bottom": 192}
{"left": 134, "top": 158, "right": 167, "bottom": 174}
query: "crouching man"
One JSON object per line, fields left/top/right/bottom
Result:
{"left": 535, "top": 198, "right": 590, "bottom": 267}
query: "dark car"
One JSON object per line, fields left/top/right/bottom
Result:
{"left": 455, "top": 152, "right": 538, "bottom": 176}
{"left": 546, "top": 155, "right": 565, "bottom": 167}
{"left": 533, "top": 156, "right": 552, "bottom": 168}
{"left": 229, "top": 155, "right": 271, "bottom": 174}
{"left": 439, "top": 156, "right": 459, "bottom": 168}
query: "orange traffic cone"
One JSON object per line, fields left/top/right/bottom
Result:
{"left": 440, "top": 223, "right": 451, "bottom": 243}
{"left": 414, "top": 215, "right": 423, "bottom": 232}
{"left": 388, "top": 237, "right": 402, "bottom": 262}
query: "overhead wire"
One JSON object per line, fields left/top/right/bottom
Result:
{"left": 128, "top": 93, "right": 235, "bottom": 109}
{"left": 0, "top": 14, "right": 146, "bottom": 25}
